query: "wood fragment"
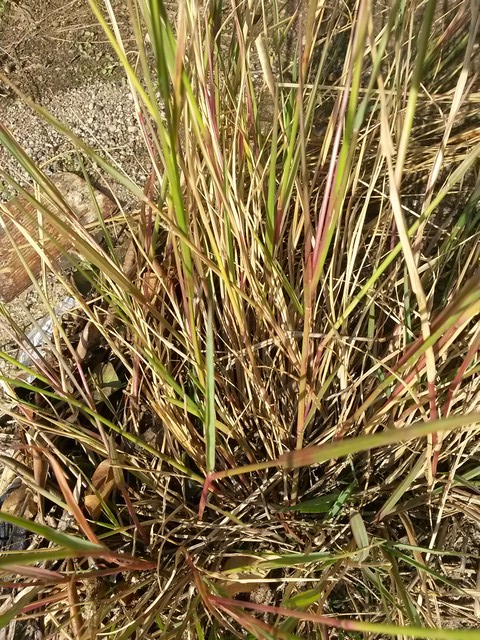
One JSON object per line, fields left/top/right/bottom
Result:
{"left": 0, "top": 173, "right": 116, "bottom": 303}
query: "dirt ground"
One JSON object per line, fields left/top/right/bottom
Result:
{"left": 0, "top": 0, "right": 133, "bottom": 97}
{"left": 0, "top": 0, "right": 153, "bottom": 186}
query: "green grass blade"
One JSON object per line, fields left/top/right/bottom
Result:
{"left": 0, "top": 512, "right": 104, "bottom": 553}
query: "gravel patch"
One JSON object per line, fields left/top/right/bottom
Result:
{"left": 0, "top": 79, "right": 151, "bottom": 373}
{"left": 0, "top": 78, "right": 151, "bottom": 204}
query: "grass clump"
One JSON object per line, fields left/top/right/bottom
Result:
{"left": 0, "top": 0, "right": 479, "bottom": 637}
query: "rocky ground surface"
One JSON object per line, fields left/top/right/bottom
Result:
{"left": 0, "top": 0, "right": 162, "bottom": 354}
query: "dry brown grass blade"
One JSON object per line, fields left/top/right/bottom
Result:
{"left": 30, "top": 447, "right": 101, "bottom": 546}
{"left": 67, "top": 561, "right": 85, "bottom": 639}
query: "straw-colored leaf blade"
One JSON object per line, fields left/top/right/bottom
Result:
{"left": 350, "top": 512, "right": 369, "bottom": 562}
{"left": 205, "top": 299, "right": 216, "bottom": 473}
{"left": 0, "top": 588, "right": 42, "bottom": 629}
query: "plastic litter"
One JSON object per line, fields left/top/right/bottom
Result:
{"left": 17, "top": 295, "right": 77, "bottom": 370}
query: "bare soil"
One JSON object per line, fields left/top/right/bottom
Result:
{"left": 0, "top": 0, "right": 132, "bottom": 98}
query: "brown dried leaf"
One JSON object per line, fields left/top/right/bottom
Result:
{"left": 220, "top": 555, "right": 270, "bottom": 597}
{"left": 84, "top": 460, "right": 115, "bottom": 520}
{"left": 0, "top": 467, "right": 18, "bottom": 498}
{"left": 38, "top": 447, "right": 101, "bottom": 544}
{"left": 142, "top": 270, "right": 159, "bottom": 302}
{"left": 2, "top": 485, "right": 37, "bottom": 520}
{"left": 76, "top": 321, "right": 100, "bottom": 362}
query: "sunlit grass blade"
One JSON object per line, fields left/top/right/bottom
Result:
{"left": 205, "top": 296, "right": 216, "bottom": 474}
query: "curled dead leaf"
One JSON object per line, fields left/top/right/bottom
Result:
{"left": 219, "top": 555, "right": 270, "bottom": 597}
{"left": 0, "top": 467, "right": 18, "bottom": 498}
{"left": 2, "top": 484, "right": 37, "bottom": 520}
{"left": 84, "top": 460, "right": 115, "bottom": 520}
{"left": 142, "top": 270, "right": 160, "bottom": 303}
